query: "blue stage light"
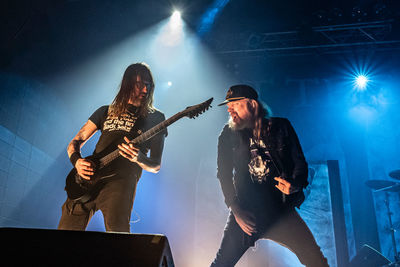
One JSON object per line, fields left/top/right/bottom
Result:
{"left": 197, "top": 0, "right": 230, "bottom": 36}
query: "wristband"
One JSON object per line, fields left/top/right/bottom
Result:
{"left": 69, "top": 152, "right": 82, "bottom": 167}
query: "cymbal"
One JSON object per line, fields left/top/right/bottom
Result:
{"left": 365, "top": 180, "right": 400, "bottom": 192}
{"left": 389, "top": 170, "right": 400, "bottom": 180}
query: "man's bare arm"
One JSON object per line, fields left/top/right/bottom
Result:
{"left": 67, "top": 120, "right": 98, "bottom": 180}
{"left": 67, "top": 120, "right": 98, "bottom": 158}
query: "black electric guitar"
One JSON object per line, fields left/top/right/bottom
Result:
{"left": 65, "top": 98, "right": 213, "bottom": 203}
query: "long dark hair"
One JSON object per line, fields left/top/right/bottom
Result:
{"left": 109, "top": 63, "right": 155, "bottom": 118}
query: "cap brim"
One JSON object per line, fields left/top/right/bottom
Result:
{"left": 217, "top": 100, "right": 230, "bottom": 106}
{"left": 217, "top": 97, "right": 246, "bottom": 106}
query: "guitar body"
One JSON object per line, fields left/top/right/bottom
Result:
{"left": 65, "top": 156, "right": 116, "bottom": 203}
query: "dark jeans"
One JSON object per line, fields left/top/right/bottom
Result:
{"left": 211, "top": 209, "right": 329, "bottom": 267}
{"left": 58, "top": 177, "right": 137, "bottom": 232}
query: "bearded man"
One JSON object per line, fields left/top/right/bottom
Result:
{"left": 210, "top": 84, "right": 329, "bottom": 266}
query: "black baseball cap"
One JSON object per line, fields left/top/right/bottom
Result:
{"left": 218, "top": 84, "right": 259, "bottom": 106}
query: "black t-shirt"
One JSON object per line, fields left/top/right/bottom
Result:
{"left": 89, "top": 104, "right": 167, "bottom": 179}
{"left": 247, "top": 137, "right": 284, "bottom": 213}
{"left": 218, "top": 125, "right": 284, "bottom": 217}
{"left": 248, "top": 137, "right": 279, "bottom": 183}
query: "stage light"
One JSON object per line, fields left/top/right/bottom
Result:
{"left": 172, "top": 10, "right": 181, "bottom": 19}
{"left": 167, "top": 81, "right": 172, "bottom": 86}
{"left": 355, "top": 75, "right": 368, "bottom": 90}
{"left": 169, "top": 9, "right": 183, "bottom": 31}
{"left": 157, "top": 9, "right": 183, "bottom": 47}
{"left": 352, "top": 6, "right": 367, "bottom": 22}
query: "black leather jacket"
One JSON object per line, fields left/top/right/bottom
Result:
{"left": 217, "top": 117, "right": 308, "bottom": 212}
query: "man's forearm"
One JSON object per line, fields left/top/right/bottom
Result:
{"left": 67, "top": 140, "right": 84, "bottom": 167}
{"left": 135, "top": 151, "right": 161, "bottom": 173}
{"left": 67, "top": 120, "right": 98, "bottom": 158}
{"left": 67, "top": 140, "right": 83, "bottom": 158}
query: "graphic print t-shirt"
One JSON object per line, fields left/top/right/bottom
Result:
{"left": 248, "top": 137, "right": 277, "bottom": 184}
{"left": 246, "top": 137, "right": 284, "bottom": 212}
{"left": 88, "top": 104, "right": 166, "bottom": 177}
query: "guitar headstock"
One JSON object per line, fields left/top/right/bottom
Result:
{"left": 183, "top": 97, "right": 213, "bottom": 119}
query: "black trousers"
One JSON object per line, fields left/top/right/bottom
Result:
{"left": 210, "top": 209, "right": 329, "bottom": 267}
{"left": 58, "top": 177, "right": 138, "bottom": 233}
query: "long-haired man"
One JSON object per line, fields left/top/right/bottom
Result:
{"left": 211, "top": 84, "right": 328, "bottom": 266}
{"left": 58, "top": 63, "right": 166, "bottom": 232}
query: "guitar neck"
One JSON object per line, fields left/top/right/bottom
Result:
{"left": 98, "top": 112, "right": 184, "bottom": 168}
{"left": 131, "top": 112, "right": 182, "bottom": 144}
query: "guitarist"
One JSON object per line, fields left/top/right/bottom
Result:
{"left": 58, "top": 63, "right": 167, "bottom": 232}
{"left": 210, "top": 85, "right": 329, "bottom": 266}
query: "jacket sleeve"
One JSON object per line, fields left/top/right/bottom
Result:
{"left": 216, "top": 125, "right": 238, "bottom": 208}
{"left": 285, "top": 119, "right": 309, "bottom": 188}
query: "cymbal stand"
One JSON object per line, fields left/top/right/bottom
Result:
{"left": 383, "top": 191, "right": 400, "bottom": 262}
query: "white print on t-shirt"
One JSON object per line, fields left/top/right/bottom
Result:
{"left": 103, "top": 113, "right": 137, "bottom": 132}
{"left": 248, "top": 138, "right": 272, "bottom": 184}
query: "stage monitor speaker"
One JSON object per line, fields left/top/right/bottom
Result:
{"left": 349, "top": 244, "right": 391, "bottom": 267}
{"left": 1, "top": 227, "right": 174, "bottom": 267}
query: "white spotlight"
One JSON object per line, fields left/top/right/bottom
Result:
{"left": 172, "top": 10, "right": 181, "bottom": 19}
{"left": 167, "top": 81, "right": 172, "bottom": 86}
{"left": 170, "top": 10, "right": 182, "bottom": 29}
{"left": 355, "top": 75, "right": 368, "bottom": 90}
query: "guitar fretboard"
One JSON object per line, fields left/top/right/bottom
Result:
{"left": 98, "top": 112, "right": 183, "bottom": 168}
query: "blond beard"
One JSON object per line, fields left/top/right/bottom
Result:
{"left": 228, "top": 116, "right": 254, "bottom": 131}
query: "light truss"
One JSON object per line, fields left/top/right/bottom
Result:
{"left": 210, "top": 20, "right": 400, "bottom": 57}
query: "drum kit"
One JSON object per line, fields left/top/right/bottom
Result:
{"left": 366, "top": 169, "right": 400, "bottom": 263}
